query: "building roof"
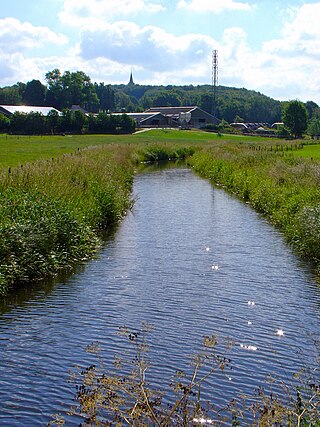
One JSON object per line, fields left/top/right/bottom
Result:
{"left": 111, "top": 112, "right": 167, "bottom": 125}
{"left": 144, "top": 106, "right": 199, "bottom": 118}
{"left": 0, "top": 105, "right": 61, "bottom": 116}
{"left": 70, "top": 104, "right": 88, "bottom": 114}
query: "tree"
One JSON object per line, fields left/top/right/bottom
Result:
{"left": 25, "top": 112, "right": 46, "bottom": 134}
{"left": 0, "top": 85, "right": 23, "bottom": 105}
{"left": 60, "top": 109, "right": 74, "bottom": 132}
{"left": 0, "top": 113, "right": 10, "bottom": 132}
{"left": 305, "top": 100, "right": 319, "bottom": 119}
{"left": 308, "top": 118, "right": 320, "bottom": 139}
{"left": 94, "top": 83, "right": 115, "bottom": 112}
{"left": 46, "top": 109, "right": 60, "bottom": 134}
{"left": 45, "top": 69, "right": 99, "bottom": 111}
{"left": 198, "top": 93, "right": 213, "bottom": 114}
{"left": 23, "top": 80, "right": 47, "bottom": 106}
{"left": 115, "top": 91, "right": 132, "bottom": 112}
{"left": 282, "top": 100, "right": 308, "bottom": 138}
{"left": 73, "top": 110, "right": 88, "bottom": 133}
{"left": 45, "top": 68, "right": 63, "bottom": 109}
{"left": 10, "top": 112, "right": 28, "bottom": 133}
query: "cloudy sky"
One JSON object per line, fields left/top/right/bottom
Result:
{"left": 1, "top": 0, "right": 320, "bottom": 103}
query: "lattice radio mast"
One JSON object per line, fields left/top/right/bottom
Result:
{"left": 212, "top": 49, "right": 218, "bottom": 119}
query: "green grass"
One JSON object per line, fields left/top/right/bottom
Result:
{"left": 0, "top": 134, "right": 135, "bottom": 168}
{"left": 0, "top": 143, "right": 135, "bottom": 294}
{"left": 1, "top": 129, "right": 319, "bottom": 294}
{"left": 0, "top": 130, "right": 284, "bottom": 169}
{"left": 293, "top": 142, "right": 320, "bottom": 159}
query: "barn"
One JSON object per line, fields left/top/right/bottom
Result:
{"left": 0, "top": 105, "right": 61, "bottom": 117}
{"left": 143, "top": 106, "right": 219, "bottom": 128}
{"left": 121, "top": 112, "right": 168, "bottom": 127}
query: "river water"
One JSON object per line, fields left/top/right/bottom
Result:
{"left": 0, "top": 166, "right": 319, "bottom": 425}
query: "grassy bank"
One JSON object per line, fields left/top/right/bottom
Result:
{"left": 188, "top": 142, "right": 320, "bottom": 269}
{"left": 1, "top": 130, "right": 320, "bottom": 294}
{"left": 0, "top": 132, "right": 198, "bottom": 295}
{"left": 0, "top": 144, "right": 135, "bottom": 295}
{"left": 0, "top": 130, "right": 283, "bottom": 168}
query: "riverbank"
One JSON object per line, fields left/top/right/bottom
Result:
{"left": 0, "top": 144, "right": 135, "bottom": 295}
{"left": 0, "top": 135, "right": 195, "bottom": 295}
{"left": 188, "top": 143, "right": 320, "bottom": 271}
{"left": 1, "top": 130, "right": 320, "bottom": 294}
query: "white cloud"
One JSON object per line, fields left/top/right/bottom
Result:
{"left": 59, "top": 0, "right": 165, "bottom": 27}
{"left": 0, "top": 18, "right": 67, "bottom": 53}
{"left": 215, "top": 3, "right": 320, "bottom": 103}
{"left": 2, "top": 1, "right": 320, "bottom": 104}
{"left": 0, "top": 53, "right": 48, "bottom": 85}
{"left": 177, "top": 0, "right": 252, "bottom": 13}
{"left": 78, "top": 21, "right": 216, "bottom": 75}
{"left": 256, "top": 3, "right": 320, "bottom": 101}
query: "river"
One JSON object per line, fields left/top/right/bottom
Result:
{"left": 0, "top": 166, "right": 319, "bottom": 425}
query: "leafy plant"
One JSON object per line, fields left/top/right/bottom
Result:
{"left": 47, "top": 325, "right": 320, "bottom": 426}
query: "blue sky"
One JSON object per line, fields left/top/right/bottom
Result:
{"left": 1, "top": 0, "right": 320, "bottom": 103}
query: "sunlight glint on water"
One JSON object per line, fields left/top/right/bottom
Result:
{"left": 0, "top": 166, "right": 319, "bottom": 425}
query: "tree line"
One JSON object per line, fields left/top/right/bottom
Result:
{"left": 1, "top": 68, "right": 320, "bottom": 137}
{"left": 0, "top": 110, "right": 136, "bottom": 135}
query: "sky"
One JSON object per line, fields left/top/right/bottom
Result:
{"left": 1, "top": 0, "right": 320, "bottom": 103}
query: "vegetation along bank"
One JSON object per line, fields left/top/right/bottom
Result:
{"left": 189, "top": 140, "right": 320, "bottom": 272}
{"left": 1, "top": 130, "right": 320, "bottom": 295}
{"left": 0, "top": 144, "right": 135, "bottom": 295}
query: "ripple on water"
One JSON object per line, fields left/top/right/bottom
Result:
{"left": 0, "top": 168, "right": 319, "bottom": 425}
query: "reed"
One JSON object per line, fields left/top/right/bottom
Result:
{"left": 0, "top": 144, "right": 135, "bottom": 294}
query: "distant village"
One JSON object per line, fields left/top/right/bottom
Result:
{"left": 2, "top": 70, "right": 316, "bottom": 135}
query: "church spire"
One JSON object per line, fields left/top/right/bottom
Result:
{"left": 128, "top": 70, "right": 134, "bottom": 85}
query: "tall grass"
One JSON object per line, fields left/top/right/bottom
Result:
{"left": 0, "top": 144, "right": 135, "bottom": 295}
{"left": 189, "top": 143, "right": 320, "bottom": 267}
{"left": 1, "top": 131, "right": 320, "bottom": 294}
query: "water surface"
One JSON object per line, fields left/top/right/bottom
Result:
{"left": 0, "top": 167, "right": 319, "bottom": 425}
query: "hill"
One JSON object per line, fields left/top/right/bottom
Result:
{"left": 2, "top": 68, "right": 318, "bottom": 124}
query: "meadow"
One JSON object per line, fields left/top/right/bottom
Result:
{"left": 0, "top": 130, "right": 285, "bottom": 168}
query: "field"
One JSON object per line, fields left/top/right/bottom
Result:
{"left": 293, "top": 142, "right": 320, "bottom": 159}
{"left": 0, "top": 130, "right": 284, "bottom": 169}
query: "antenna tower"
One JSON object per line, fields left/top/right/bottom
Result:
{"left": 212, "top": 49, "right": 218, "bottom": 119}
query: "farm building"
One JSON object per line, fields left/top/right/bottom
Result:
{"left": 116, "top": 112, "right": 168, "bottom": 127}
{"left": 0, "top": 105, "right": 61, "bottom": 117}
{"left": 143, "top": 106, "right": 219, "bottom": 128}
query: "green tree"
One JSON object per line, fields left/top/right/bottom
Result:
{"left": 308, "top": 117, "right": 320, "bottom": 139}
{"left": 199, "top": 93, "right": 213, "bottom": 113}
{"left": 282, "top": 100, "right": 308, "bottom": 138}
{"left": 45, "top": 68, "right": 63, "bottom": 109}
{"left": 10, "top": 112, "right": 28, "bottom": 133}
{"left": 118, "top": 113, "right": 136, "bottom": 133}
{"left": 94, "top": 82, "right": 115, "bottom": 112}
{"left": 0, "top": 85, "right": 23, "bottom": 104}
{"left": 73, "top": 110, "right": 88, "bottom": 133}
{"left": 60, "top": 109, "right": 74, "bottom": 132}
{"left": 25, "top": 112, "right": 46, "bottom": 134}
{"left": 0, "top": 113, "right": 10, "bottom": 132}
{"left": 46, "top": 109, "right": 60, "bottom": 134}
{"left": 45, "top": 69, "right": 99, "bottom": 111}
{"left": 23, "top": 80, "right": 47, "bottom": 106}
{"left": 305, "top": 100, "right": 319, "bottom": 119}
{"left": 115, "top": 91, "right": 132, "bottom": 112}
